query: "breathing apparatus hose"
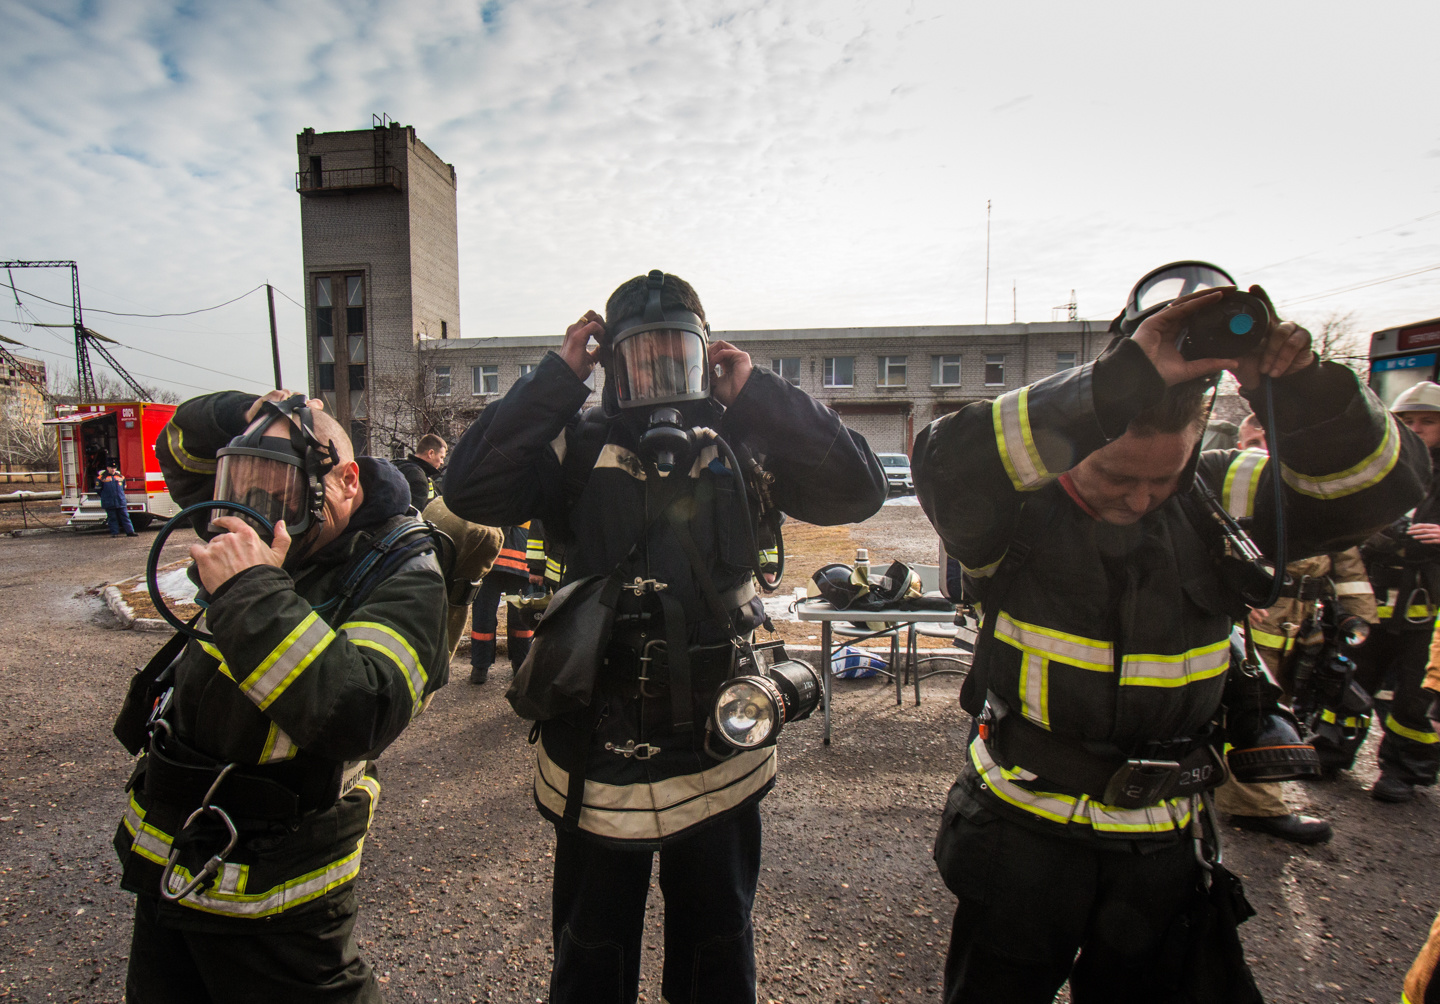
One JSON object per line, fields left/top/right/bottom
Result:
{"left": 146, "top": 501, "right": 275, "bottom": 641}
{"left": 698, "top": 429, "right": 768, "bottom": 590}
{"left": 1259, "top": 374, "right": 1286, "bottom": 610}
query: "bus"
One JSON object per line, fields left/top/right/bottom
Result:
{"left": 1369, "top": 316, "right": 1440, "bottom": 408}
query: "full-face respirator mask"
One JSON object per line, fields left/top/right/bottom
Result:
{"left": 1112, "top": 260, "right": 1270, "bottom": 364}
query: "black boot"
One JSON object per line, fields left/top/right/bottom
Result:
{"left": 1371, "top": 774, "right": 1416, "bottom": 803}
{"left": 1229, "top": 813, "right": 1334, "bottom": 844}
{"left": 469, "top": 665, "right": 490, "bottom": 685}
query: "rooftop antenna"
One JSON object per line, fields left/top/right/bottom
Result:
{"left": 983, "top": 199, "right": 992, "bottom": 325}
{"left": 1012, "top": 280, "right": 1017, "bottom": 323}
{"left": 1051, "top": 289, "right": 1079, "bottom": 323}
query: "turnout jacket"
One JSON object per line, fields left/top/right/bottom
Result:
{"left": 1362, "top": 445, "right": 1440, "bottom": 631}
{"left": 445, "top": 352, "right": 886, "bottom": 847}
{"left": 396, "top": 453, "right": 442, "bottom": 515}
{"left": 115, "top": 391, "right": 448, "bottom": 927}
{"left": 1240, "top": 544, "right": 1376, "bottom": 656}
{"left": 914, "top": 340, "right": 1427, "bottom": 841}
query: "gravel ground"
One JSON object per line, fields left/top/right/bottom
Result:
{"left": 2, "top": 506, "right": 1438, "bottom": 1004}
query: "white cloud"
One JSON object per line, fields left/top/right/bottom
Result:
{"left": 1, "top": 0, "right": 1438, "bottom": 398}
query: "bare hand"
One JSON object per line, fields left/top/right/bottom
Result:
{"left": 1130, "top": 290, "right": 1238, "bottom": 387}
{"left": 559, "top": 311, "right": 605, "bottom": 382}
{"left": 529, "top": 574, "right": 544, "bottom": 586}
{"left": 1230, "top": 286, "right": 1314, "bottom": 390}
{"left": 709, "top": 340, "right": 753, "bottom": 407}
{"left": 1408, "top": 523, "right": 1440, "bottom": 545}
{"left": 191, "top": 517, "right": 292, "bottom": 593}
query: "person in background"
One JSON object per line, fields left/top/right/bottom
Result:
{"left": 97, "top": 460, "right": 136, "bottom": 537}
{"left": 467, "top": 523, "right": 535, "bottom": 685}
{"left": 396, "top": 433, "right": 447, "bottom": 515}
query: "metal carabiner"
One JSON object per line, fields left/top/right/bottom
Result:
{"left": 159, "top": 763, "right": 240, "bottom": 902}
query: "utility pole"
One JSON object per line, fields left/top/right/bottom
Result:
{"left": 1012, "top": 280, "right": 1017, "bottom": 323}
{"left": 983, "top": 200, "right": 991, "bottom": 325}
{"left": 266, "top": 284, "right": 283, "bottom": 389}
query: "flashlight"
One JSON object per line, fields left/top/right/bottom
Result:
{"left": 708, "top": 642, "right": 822, "bottom": 752}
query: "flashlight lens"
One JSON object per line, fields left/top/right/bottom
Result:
{"left": 715, "top": 681, "right": 777, "bottom": 748}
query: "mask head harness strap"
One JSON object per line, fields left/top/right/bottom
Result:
{"left": 217, "top": 394, "right": 340, "bottom": 538}
{"left": 644, "top": 268, "right": 666, "bottom": 323}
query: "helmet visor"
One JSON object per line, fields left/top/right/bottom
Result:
{"left": 1131, "top": 262, "right": 1235, "bottom": 315}
{"left": 212, "top": 440, "right": 309, "bottom": 536}
{"left": 612, "top": 327, "right": 710, "bottom": 408}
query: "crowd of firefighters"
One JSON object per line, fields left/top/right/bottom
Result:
{"left": 99, "top": 266, "right": 1440, "bottom": 1004}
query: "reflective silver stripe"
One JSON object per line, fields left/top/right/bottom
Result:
{"left": 1333, "top": 581, "right": 1373, "bottom": 596}
{"left": 1281, "top": 419, "right": 1400, "bottom": 500}
{"left": 1222, "top": 450, "right": 1268, "bottom": 519}
{"left": 995, "top": 612, "right": 1113, "bottom": 671}
{"left": 1020, "top": 652, "right": 1047, "bottom": 728}
{"left": 342, "top": 622, "right": 427, "bottom": 716}
{"left": 240, "top": 612, "right": 335, "bottom": 711}
{"left": 164, "top": 776, "right": 380, "bottom": 917}
{"left": 992, "top": 388, "right": 1051, "bottom": 491}
{"left": 122, "top": 794, "right": 173, "bottom": 866}
{"left": 258, "top": 722, "right": 298, "bottom": 763}
{"left": 216, "top": 863, "right": 246, "bottom": 894}
{"left": 338, "top": 760, "right": 368, "bottom": 798}
{"left": 534, "top": 739, "right": 776, "bottom": 843}
{"left": 1119, "top": 640, "right": 1230, "bottom": 688}
{"left": 595, "top": 443, "right": 646, "bottom": 480}
{"left": 548, "top": 430, "right": 568, "bottom": 465}
{"left": 971, "top": 737, "right": 1192, "bottom": 834}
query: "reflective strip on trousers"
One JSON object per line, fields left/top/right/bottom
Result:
{"left": 1281, "top": 418, "right": 1400, "bottom": 500}
{"left": 1386, "top": 712, "right": 1439, "bottom": 745}
{"left": 969, "top": 737, "right": 1193, "bottom": 834}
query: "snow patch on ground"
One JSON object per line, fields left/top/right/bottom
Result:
{"left": 882, "top": 494, "right": 921, "bottom": 506}
{"left": 155, "top": 567, "right": 198, "bottom": 604}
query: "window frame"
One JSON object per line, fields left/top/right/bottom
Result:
{"left": 984, "top": 353, "right": 1006, "bottom": 387}
{"left": 822, "top": 356, "right": 855, "bottom": 388}
{"left": 770, "top": 356, "right": 801, "bottom": 385}
{"left": 472, "top": 364, "right": 499, "bottom": 396}
{"left": 877, "top": 355, "right": 908, "bottom": 388}
{"left": 1055, "top": 350, "right": 1078, "bottom": 373}
{"left": 931, "top": 354, "right": 961, "bottom": 387}
{"left": 434, "top": 365, "right": 452, "bottom": 397}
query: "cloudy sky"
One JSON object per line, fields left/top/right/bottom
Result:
{"left": 2, "top": 0, "right": 1438, "bottom": 399}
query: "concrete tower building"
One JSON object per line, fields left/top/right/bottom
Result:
{"left": 296, "top": 119, "right": 460, "bottom": 455}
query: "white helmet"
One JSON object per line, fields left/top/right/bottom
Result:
{"left": 1390, "top": 381, "right": 1440, "bottom": 414}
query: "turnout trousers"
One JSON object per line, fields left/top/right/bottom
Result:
{"left": 1355, "top": 629, "right": 1440, "bottom": 785}
{"left": 548, "top": 804, "right": 761, "bottom": 1004}
{"left": 469, "top": 573, "right": 536, "bottom": 674}
{"left": 935, "top": 788, "right": 1199, "bottom": 1004}
{"left": 125, "top": 893, "right": 379, "bottom": 1003}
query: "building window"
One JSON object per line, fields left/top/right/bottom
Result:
{"left": 434, "top": 366, "right": 451, "bottom": 397}
{"left": 346, "top": 276, "right": 366, "bottom": 420}
{"left": 932, "top": 355, "right": 961, "bottom": 386}
{"left": 1056, "top": 350, "right": 1078, "bottom": 373}
{"left": 473, "top": 365, "right": 498, "bottom": 395}
{"left": 822, "top": 356, "right": 854, "bottom": 388}
{"left": 984, "top": 353, "right": 1006, "bottom": 387}
{"left": 441, "top": 320, "right": 448, "bottom": 339}
{"left": 770, "top": 357, "right": 800, "bottom": 385}
{"left": 877, "top": 356, "right": 907, "bottom": 388}
{"left": 315, "top": 277, "right": 335, "bottom": 412}
{"left": 519, "top": 362, "right": 538, "bottom": 378}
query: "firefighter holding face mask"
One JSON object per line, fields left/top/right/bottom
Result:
{"left": 443, "top": 271, "right": 886, "bottom": 1004}
{"left": 114, "top": 389, "right": 449, "bottom": 1003}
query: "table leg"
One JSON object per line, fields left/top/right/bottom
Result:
{"left": 822, "top": 620, "right": 833, "bottom": 745}
{"left": 911, "top": 624, "right": 922, "bottom": 706}
{"left": 894, "top": 627, "right": 903, "bottom": 706}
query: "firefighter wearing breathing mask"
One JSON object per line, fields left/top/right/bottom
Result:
{"left": 114, "top": 389, "right": 450, "bottom": 1003}
{"left": 914, "top": 264, "right": 1428, "bottom": 1004}
{"left": 444, "top": 271, "right": 886, "bottom": 1004}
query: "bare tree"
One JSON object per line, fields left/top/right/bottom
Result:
{"left": 1304, "top": 309, "right": 1369, "bottom": 372}
{"left": 51, "top": 371, "right": 181, "bottom": 405}
{"left": 365, "top": 366, "right": 480, "bottom": 459}
{"left": 0, "top": 398, "right": 55, "bottom": 470}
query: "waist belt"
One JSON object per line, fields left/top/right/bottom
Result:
{"left": 140, "top": 727, "right": 362, "bottom": 826}
{"left": 1276, "top": 577, "right": 1329, "bottom": 601}
{"left": 980, "top": 694, "right": 1225, "bottom": 810}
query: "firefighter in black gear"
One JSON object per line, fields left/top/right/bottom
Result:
{"left": 443, "top": 271, "right": 886, "bottom": 1004}
{"left": 1353, "top": 381, "right": 1440, "bottom": 802}
{"left": 914, "top": 287, "right": 1427, "bottom": 1004}
{"left": 469, "top": 523, "right": 537, "bottom": 684}
{"left": 116, "top": 388, "right": 448, "bottom": 1003}
{"left": 395, "top": 433, "right": 447, "bottom": 514}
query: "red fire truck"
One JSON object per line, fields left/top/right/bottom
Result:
{"left": 44, "top": 401, "right": 179, "bottom": 529}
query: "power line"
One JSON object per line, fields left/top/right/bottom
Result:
{"left": 9, "top": 282, "right": 267, "bottom": 318}
{"left": 1278, "top": 262, "right": 1440, "bottom": 308}
{"left": 272, "top": 286, "right": 307, "bottom": 311}
{"left": 11, "top": 342, "right": 220, "bottom": 394}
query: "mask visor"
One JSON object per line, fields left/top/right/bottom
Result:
{"left": 1131, "top": 262, "right": 1235, "bottom": 315}
{"left": 612, "top": 326, "right": 710, "bottom": 408}
{"left": 212, "top": 440, "right": 309, "bottom": 537}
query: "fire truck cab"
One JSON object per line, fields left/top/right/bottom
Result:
{"left": 45, "top": 401, "right": 179, "bottom": 529}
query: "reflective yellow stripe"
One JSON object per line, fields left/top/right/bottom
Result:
{"left": 1221, "top": 450, "right": 1268, "bottom": 519}
{"left": 196, "top": 639, "right": 235, "bottom": 680}
{"left": 1281, "top": 418, "right": 1400, "bottom": 500}
{"left": 962, "top": 554, "right": 1003, "bottom": 580}
{"left": 970, "top": 738, "right": 1192, "bottom": 833}
{"left": 164, "top": 422, "right": 217, "bottom": 474}
{"left": 526, "top": 538, "right": 545, "bottom": 560}
{"left": 1333, "top": 581, "right": 1373, "bottom": 596}
{"left": 1319, "top": 708, "right": 1369, "bottom": 729}
{"left": 122, "top": 792, "right": 173, "bottom": 866}
{"left": 342, "top": 621, "right": 427, "bottom": 717}
{"left": 1377, "top": 605, "right": 1436, "bottom": 621}
{"left": 1385, "top": 712, "right": 1439, "bottom": 745}
{"left": 995, "top": 611, "right": 1113, "bottom": 672}
{"left": 1120, "top": 640, "right": 1230, "bottom": 688}
{"left": 161, "top": 776, "right": 380, "bottom": 917}
{"left": 240, "top": 612, "right": 335, "bottom": 711}
{"left": 1250, "top": 628, "right": 1294, "bottom": 652}
{"left": 258, "top": 721, "right": 298, "bottom": 763}
{"left": 992, "top": 387, "right": 1051, "bottom": 491}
